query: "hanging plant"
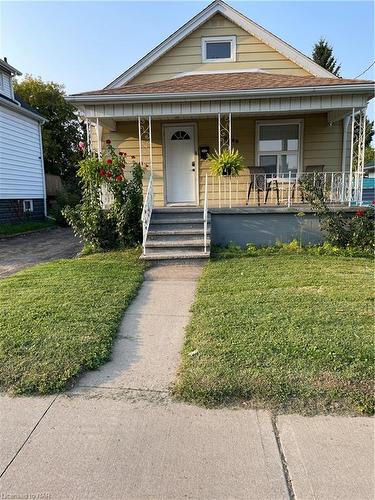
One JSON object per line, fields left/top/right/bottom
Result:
{"left": 208, "top": 149, "right": 245, "bottom": 176}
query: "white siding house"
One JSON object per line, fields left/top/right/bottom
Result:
{"left": 0, "top": 58, "right": 46, "bottom": 223}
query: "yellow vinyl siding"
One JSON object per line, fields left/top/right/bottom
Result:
{"left": 98, "top": 113, "right": 343, "bottom": 207}
{"left": 129, "top": 14, "right": 312, "bottom": 85}
{"left": 304, "top": 114, "right": 343, "bottom": 171}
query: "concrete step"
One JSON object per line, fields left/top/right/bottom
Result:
{"left": 150, "top": 218, "right": 205, "bottom": 225}
{"left": 148, "top": 227, "right": 210, "bottom": 237}
{"left": 145, "top": 245, "right": 208, "bottom": 255}
{"left": 140, "top": 251, "right": 210, "bottom": 261}
{"left": 147, "top": 231, "right": 210, "bottom": 243}
{"left": 152, "top": 209, "right": 205, "bottom": 221}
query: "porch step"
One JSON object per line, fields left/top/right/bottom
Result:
{"left": 148, "top": 228, "right": 210, "bottom": 236}
{"left": 140, "top": 251, "right": 210, "bottom": 261}
{"left": 146, "top": 239, "right": 209, "bottom": 248}
{"left": 150, "top": 218, "right": 205, "bottom": 225}
{"left": 142, "top": 208, "right": 211, "bottom": 262}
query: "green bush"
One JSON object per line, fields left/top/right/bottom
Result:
{"left": 212, "top": 240, "right": 373, "bottom": 259}
{"left": 63, "top": 141, "right": 144, "bottom": 253}
{"left": 299, "top": 175, "right": 375, "bottom": 251}
{"left": 208, "top": 149, "right": 245, "bottom": 176}
{"left": 49, "top": 182, "right": 81, "bottom": 226}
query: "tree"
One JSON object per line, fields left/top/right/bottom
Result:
{"left": 14, "top": 76, "right": 83, "bottom": 181}
{"left": 312, "top": 37, "right": 341, "bottom": 76}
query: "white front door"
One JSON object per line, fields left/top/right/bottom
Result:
{"left": 165, "top": 124, "right": 196, "bottom": 204}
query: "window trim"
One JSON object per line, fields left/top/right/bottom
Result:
{"left": 255, "top": 119, "right": 304, "bottom": 176}
{"left": 201, "top": 35, "right": 236, "bottom": 63}
{"left": 23, "top": 199, "right": 34, "bottom": 213}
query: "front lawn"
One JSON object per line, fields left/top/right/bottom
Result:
{"left": 0, "top": 219, "right": 56, "bottom": 236}
{"left": 0, "top": 250, "right": 145, "bottom": 395}
{"left": 174, "top": 253, "right": 374, "bottom": 414}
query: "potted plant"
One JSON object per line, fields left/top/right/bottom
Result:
{"left": 208, "top": 149, "right": 245, "bottom": 176}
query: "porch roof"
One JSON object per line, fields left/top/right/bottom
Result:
{"left": 70, "top": 72, "right": 374, "bottom": 101}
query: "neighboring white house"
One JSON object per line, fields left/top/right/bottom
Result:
{"left": 0, "top": 58, "right": 46, "bottom": 224}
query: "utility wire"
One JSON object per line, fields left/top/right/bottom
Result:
{"left": 355, "top": 61, "right": 375, "bottom": 79}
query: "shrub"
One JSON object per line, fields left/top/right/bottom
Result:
{"left": 49, "top": 182, "right": 81, "bottom": 226}
{"left": 299, "top": 175, "right": 374, "bottom": 251}
{"left": 208, "top": 149, "right": 245, "bottom": 176}
{"left": 63, "top": 141, "right": 144, "bottom": 252}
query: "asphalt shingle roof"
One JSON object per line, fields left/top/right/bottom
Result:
{"left": 73, "top": 72, "right": 373, "bottom": 97}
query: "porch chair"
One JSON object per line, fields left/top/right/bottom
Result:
{"left": 246, "top": 166, "right": 280, "bottom": 206}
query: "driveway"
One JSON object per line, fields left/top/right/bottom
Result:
{"left": 0, "top": 227, "right": 81, "bottom": 278}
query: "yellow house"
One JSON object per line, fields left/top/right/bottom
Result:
{"left": 68, "top": 0, "right": 373, "bottom": 260}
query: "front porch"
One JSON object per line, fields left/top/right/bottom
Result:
{"left": 86, "top": 108, "right": 367, "bottom": 211}
{"left": 77, "top": 96, "right": 370, "bottom": 259}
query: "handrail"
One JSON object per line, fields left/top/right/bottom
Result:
{"left": 141, "top": 173, "right": 153, "bottom": 255}
{"left": 203, "top": 173, "right": 208, "bottom": 253}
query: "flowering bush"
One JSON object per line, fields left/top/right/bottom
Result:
{"left": 63, "top": 140, "right": 144, "bottom": 252}
{"left": 299, "top": 176, "right": 374, "bottom": 251}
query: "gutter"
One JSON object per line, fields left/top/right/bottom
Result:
{"left": 67, "top": 83, "right": 375, "bottom": 104}
{"left": 0, "top": 95, "right": 47, "bottom": 123}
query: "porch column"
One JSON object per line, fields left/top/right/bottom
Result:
{"left": 349, "top": 107, "right": 367, "bottom": 206}
{"left": 95, "top": 117, "right": 102, "bottom": 158}
{"left": 138, "top": 116, "right": 153, "bottom": 172}
{"left": 218, "top": 112, "right": 232, "bottom": 154}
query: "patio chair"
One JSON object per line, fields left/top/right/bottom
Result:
{"left": 246, "top": 166, "right": 280, "bottom": 206}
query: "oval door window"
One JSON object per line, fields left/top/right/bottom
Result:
{"left": 171, "top": 130, "right": 191, "bottom": 141}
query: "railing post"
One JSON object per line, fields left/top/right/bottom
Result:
{"left": 204, "top": 173, "right": 208, "bottom": 254}
{"left": 141, "top": 173, "right": 153, "bottom": 255}
{"left": 287, "top": 171, "right": 292, "bottom": 207}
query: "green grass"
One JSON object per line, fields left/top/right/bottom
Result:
{"left": 174, "top": 253, "right": 374, "bottom": 415}
{"left": 0, "top": 250, "right": 145, "bottom": 395}
{"left": 0, "top": 219, "right": 56, "bottom": 236}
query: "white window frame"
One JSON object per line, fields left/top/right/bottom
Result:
{"left": 23, "top": 199, "right": 34, "bottom": 213}
{"left": 255, "top": 119, "right": 304, "bottom": 177}
{"left": 201, "top": 35, "right": 236, "bottom": 63}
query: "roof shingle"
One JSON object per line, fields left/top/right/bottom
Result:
{"left": 72, "top": 72, "right": 373, "bottom": 97}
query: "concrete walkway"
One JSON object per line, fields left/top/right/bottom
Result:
{"left": 0, "top": 264, "right": 374, "bottom": 499}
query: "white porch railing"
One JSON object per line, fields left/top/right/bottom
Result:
{"left": 206, "top": 172, "right": 365, "bottom": 208}
{"left": 141, "top": 174, "right": 153, "bottom": 254}
{"left": 203, "top": 173, "right": 208, "bottom": 253}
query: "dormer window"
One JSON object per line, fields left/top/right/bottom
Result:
{"left": 202, "top": 36, "right": 236, "bottom": 63}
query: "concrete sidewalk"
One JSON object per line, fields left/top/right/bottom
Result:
{"left": 0, "top": 264, "right": 374, "bottom": 499}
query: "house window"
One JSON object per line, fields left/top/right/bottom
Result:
{"left": 256, "top": 121, "right": 302, "bottom": 177}
{"left": 23, "top": 200, "right": 33, "bottom": 213}
{"left": 171, "top": 130, "right": 191, "bottom": 141}
{"left": 202, "top": 36, "right": 236, "bottom": 63}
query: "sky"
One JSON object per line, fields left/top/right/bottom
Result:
{"left": 1, "top": 0, "right": 374, "bottom": 119}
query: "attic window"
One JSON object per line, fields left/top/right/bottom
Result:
{"left": 202, "top": 36, "right": 236, "bottom": 63}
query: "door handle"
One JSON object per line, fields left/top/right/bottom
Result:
{"left": 192, "top": 161, "right": 195, "bottom": 167}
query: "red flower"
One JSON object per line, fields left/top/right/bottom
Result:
{"left": 372, "top": 201, "right": 375, "bottom": 205}
{"left": 99, "top": 169, "right": 106, "bottom": 177}
{"left": 131, "top": 155, "right": 136, "bottom": 159}
{"left": 106, "top": 159, "right": 112, "bottom": 165}
{"left": 115, "top": 175, "right": 123, "bottom": 182}
{"left": 106, "top": 139, "right": 111, "bottom": 145}
{"left": 106, "top": 171, "right": 112, "bottom": 178}
{"left": 355, "top": 210, "right": 365, "bottom": 217}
